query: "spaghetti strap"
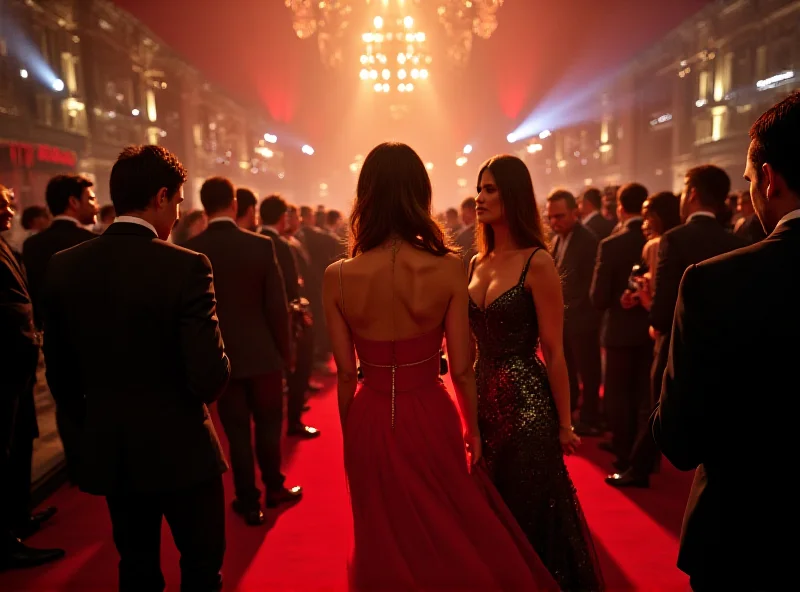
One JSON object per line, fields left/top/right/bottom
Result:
{"left": 468, "top": 255, "right": 479, "bottom": 282}
{"left": 338, "top": 258, "right": 346, "bottom": 319}
{"left": 518, "top": 248, "right": 541, "bottom": 285}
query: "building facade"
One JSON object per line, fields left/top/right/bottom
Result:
{"left": 521, "top": 0, "right": 800, "bottom": 197}
{"left": 0, "top": 0, "right": 287, "bottom": 211}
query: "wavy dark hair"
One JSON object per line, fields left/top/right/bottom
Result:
{"left": 349, "top": 142, "right": 454, "bottom": 257}
{"left": 476, "top": 155, "right": 549, "bottom": 256}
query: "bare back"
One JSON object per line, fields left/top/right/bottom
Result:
{"left": 338, "top": 245, "right": 460, "bottom": 341}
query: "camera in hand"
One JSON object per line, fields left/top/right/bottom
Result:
{"left": 627, "top": 263, "right": 649, "bottom": 291}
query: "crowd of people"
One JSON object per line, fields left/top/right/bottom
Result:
{"left": 0, "top": 91, "right": 798, "bottom": 591}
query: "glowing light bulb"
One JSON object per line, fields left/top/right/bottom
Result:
{"left": 374, "top": 82, "right": 383, "bottom": 92}
{"left": 360, "top": 69, "right": 369, "bottom": 80}
{"left": 405, "top": 83, "right": 414, "bottom": 92}
{"left": 404, "top": 16, "right": 414, "bottom": 29}
{"left": 382, "top": 83, "right": 390, "bottom": 92}
{"left": 52, "top": 79, "right": 64, "bottom": 92}
{"left": 397, "top": 69, "right": 407, "bottom": 80}
{"left": 19, "top": 69, "right": 28, "bottom": 79}
{"left": 411, "top": 69, "right": 420, "bottom": 79}
{"left": 420, "top": 69, "right": 429, "bottom": 80}
{"left": 463, "top": 144, "right": 473, "bottom": 154}
{"left": 374, "top": 16, "right": 384, "bottom": 29}
{"left": 382, "top": 69, "right": 391, "bottom": 80}
{"left": 301, "top": 145, "right": 314, "bottom": 156}
{"left": 131, "top": 108, "right": 140, "bottom": 116}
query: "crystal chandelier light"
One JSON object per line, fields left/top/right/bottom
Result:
{"left": 284, "top": 0, "right": 354, "bottom": 68}
{"left": 437, "top": 0, "right": 504, "bottom": 67}
{"left": 359, "top": 14, "right": 432, "bottom": 93}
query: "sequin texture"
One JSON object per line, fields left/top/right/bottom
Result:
{"left": 469, "top": 252, "right": 604, "bottom": 592}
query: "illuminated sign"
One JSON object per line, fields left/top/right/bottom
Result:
{"left": 0, "top": 142, "right": 78, "bottom": 169}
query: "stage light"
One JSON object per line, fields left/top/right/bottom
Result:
{"left": 456, "top": 156, "right": 468, "bottom": 167}
{"left": 382, "top": 69, "right": 391, "bottom": 80}
{"left": 463, "top": 144, "right": 473, "bottom": 154}
{"left": 539, "top": 130, "right": 552, "bottom": 139}
{"left": 301, "top": 145, "right": 314, "bottom": 155}
{"left": 264, "top": 133, "right": 278, "bottom": 143}
{"left": 527, "top": 143, "right": 543, "bottom": 153}
{"left": 507, "top": 133, "right": 517, "bottom": 143}
{"left": 19, "top": 69, "right": 28, "bottom": 79}
{"left": 411, "top": 69, "right": 420, "bottom": 79}
{"left": 131, "top": 108, "right": 140, "bottom": 116}
{"left": 426, "top": 162, "right": 434, "bottom": 171}
{"left": 398, "top": 53, "right": 407, "bottom": 64}
{"left": 415, "top": 32, "right": 426, "bottom": 42}
{"left": 398, "top": 83, "right": 406, "bottom": 92}
{"left": 369, "top": 69, "right": 378, "bottom": 80}
{"left": 52, "top": 79, "right": 64, "bottom": 92}
{"left": 405, "top": 83, "right": 414, "bottom": 92}
{"left": 404, "top": 16, "right": 414, "bottom": 29}
{"left": 398, "top": 69, "right": 407, "bottom": 80}
{"left": 374, "top": 82, "right": 383, "bottom": 92}
{"left": 360, "top": 55, "right": 368, "bottom": 64}
{"left": 382, "top": 83, "right": 390, "bottom": 92}
{"left": 374, "top": 16, "right": 384, "bottom": 29}
{"left": 420, "top": 69, "right": 429, "bottom": 79}
{"left": 360, "top": 69, "right": 369, "bottom": 80}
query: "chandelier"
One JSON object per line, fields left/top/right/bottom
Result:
{"left": 359, "top": 15, "right": 432, "bottom": 93}
{"left": 437, "top": 0, "right": 504, "bottom": 67}
{"left": 284, "top": 0, "right": 354, "bottom": 68}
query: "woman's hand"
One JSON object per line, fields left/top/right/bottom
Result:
{"left": 465, "top": 427, "right": 482, "bottom": 468}
{"left": 633, "top": 276, "right": 653, "bottom": 310}
{"left": 620, "top": 289, "right": 639, "bottom": 309}
{"left": 559, "top": 425, "right": 581, "bottom": 455}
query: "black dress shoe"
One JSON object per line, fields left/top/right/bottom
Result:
{"left": 13, "top": 507, "right": 58, "bottom": 540}
{"left": 605, "top": 470, "right": 650, "bottom": 488}
{"left": 0, "top": 539, "right": 65, "bottom": 571}
{"left": 231, "top": 500, "right": 266, "bottom": 526}
{"left": 287, "top": 424, "right": 321, "bottom": 439}
{"left": 266, "top": 486, "right": 303, "bottom": 508}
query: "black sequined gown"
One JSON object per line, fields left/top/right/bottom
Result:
{"left": 469, "top": 250, "right": 603, "bottom": 592}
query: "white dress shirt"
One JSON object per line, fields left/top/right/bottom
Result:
{"left": 115, "top": 215, "right": 157, "bottom": 237}
{"left": 776, "top": 208, "right": 800, "bottom": 229}
{"left": 582, "top": 211, "right": 600, "bottom": 225}
{"left": 52, "top": 215, "right": 80, "bottom": 225}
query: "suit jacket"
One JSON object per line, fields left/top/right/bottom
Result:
{"left": 296, "top": 224, "right": 342, "bottom": 299}
{"left": 23, "top": 219, "right": 96, "bottom": 329}
{"left": 185, "top": 221, "right": 291, "bottom": 376}
{"left": 455, "top": 224, "right": 477, "bottom": 272}
{"left": 261, "top": 227, "right": 299, "bottom": 302}
{"left": 552, "top": 223, "right": 600, "bottom": 336}
{"left": 584, "top": 212, "right": 616, "bottom": 241}
{"left": 285, "top": 235, "right": 310, "bottom": 298}
{"left": 0, "top": 236, "right": 39, "bottom": 442}
{"left": 652, "top": 217, "right": 800, "bottom": 587}
{"left": 590, "top": 218, "right": 650, "bottom": 347}
{"left": 734, "top": 213, "right": 767, "bottom": 244}
{"left": 650, "top": 215, "right": 747, "bottom": 336}
{"left": 42, "top": 222, "right": 230, "bottom": 495}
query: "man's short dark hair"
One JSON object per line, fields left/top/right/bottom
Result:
{"left": 45, "top": 174, "right": 93, "bottom": 216}
{"left": 21, "top": 205, "right": 48, "bottom": 230}
{"left": 580, "top": 187, "right": 602, "bottom": 210}
{"left": 749, "top": 91, "right": 800, "bottom": 195}
{"left": 259, "top": 194, "right": 288, "bottom": 225}
{"left": 326, "top": 209, "right": 342, "bottom": 226}
{"left": 299, "top": 205, "right": 313, "bottom": 218}
{"left": 200, "top": 177, "right": 235, "bottom": 215}
{"left": 685, "top": 165, "right": 731, "bottom": 209}
{"left": 618, "top": 183, "right": 649, "bottom": 215}
{"left": 110, "top": 145, "right": 187, "bottom": 215}
{"left": 235, "top": 187, "right": 257, "bottom": 218}
{"left": 461, "top": 196, "right": 476, "bottom": 211}
{"left": 547, "top": 189, "right": 577, "bottom": 209}
{"left": 445, "top": 207, "right": 458, "bottom": 218}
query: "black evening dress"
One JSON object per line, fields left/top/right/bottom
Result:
{"left": 469, "top": 249, "right": 603, "bottom": 591}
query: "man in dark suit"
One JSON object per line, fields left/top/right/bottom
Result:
{"left": 0, "top": 185, "right": 65, "bottom": 570}
{"left": 22, "top": 174, "right": 98, "bottom": 482}
{"left": 186, "top": 178, "right": 303, "bottom": 525}
{"left": 23, "top": 174, "right": 98, "bottom": 330}
{"left": 42, "top": 146, "right": 230, "bottom": 591}
{"left": 259, "top": 196, "right": 321, "bottom": 439}
{"left": 455, "top": 197, "right": 477, "bottom": 271}
{"left": 653, "top": 93, "right": 800, "bottom": 590}
{"left": 298, "top": 205, "right": 342, "bottom": 370}
{"left": 546, "top": 190, "right": 603, "bottom": 435}
{"left": 579, "top": 187, "right": 616, "bottom": 240}
{"left": 590, "top": 183, "right": 652, "bottom": 471}
{"left": 608, "top": 166, "right": 746, "bottom": 488}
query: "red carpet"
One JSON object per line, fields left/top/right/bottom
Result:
{"left": 1, "top": 374, "right": 693, "bottom": 591}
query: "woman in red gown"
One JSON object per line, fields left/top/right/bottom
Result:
{"left": 322, "top": 142, "right": 558, "bottom": 591}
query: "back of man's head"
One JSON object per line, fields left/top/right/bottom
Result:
{"left": 200, "top": 177, "right": 235, "bottom": 216}
{"left": 749, "top": 91, "right": 800, "bottom": 196}
{"left": 685, "top": 165, "right": 731, "bottom": 210}
{"left": 236, "top": 188, "right": 257, "bottom": 218}
{"left": 110, "top": 145, "right": 187, "bottom": 215}
{"left": 260, "top": 194, "right": 288, "bottom": 226}
{"left": 618, "top": 183, "right": 649, "bottom": 215}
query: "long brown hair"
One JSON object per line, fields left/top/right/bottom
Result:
{"left": 476, "top": 155, "right": 549, "bottom": 256}
{"left": 349, "top": 142, "right": 454, "bottom": 257}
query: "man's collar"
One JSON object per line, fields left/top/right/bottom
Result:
{"left": 114, "top": 215, "right": 157, "bottom": 237}
{"left": 582, "top": 211, "right": 600, "bottom": 223}
{"left": 261, "top": 225, "right": 280, "bottom": 235}
{"left": 686, "top": 211, "right": 717, "bottom": 223}
{"left": 52, "top": 215, "right": 80, "bottom": 225}
{"left": 208, "top": 216, "right": 237, "bottom": 226}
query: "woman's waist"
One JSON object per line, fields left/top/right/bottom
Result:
{"left": 474, "top": 340, "right": 541, "bottom": 361}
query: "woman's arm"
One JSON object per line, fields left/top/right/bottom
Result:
{"left": 322, "top": 262, "right": 358, "bottom": 428}
{"left": 528, "top": 250, "right": 579, "bottom": 453}
{"left": 443, "top": 255, "right": 480, "bottom": 435}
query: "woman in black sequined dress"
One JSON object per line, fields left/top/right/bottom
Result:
{"left": 467, "top": 155, "right": 603, "bottom": 591}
